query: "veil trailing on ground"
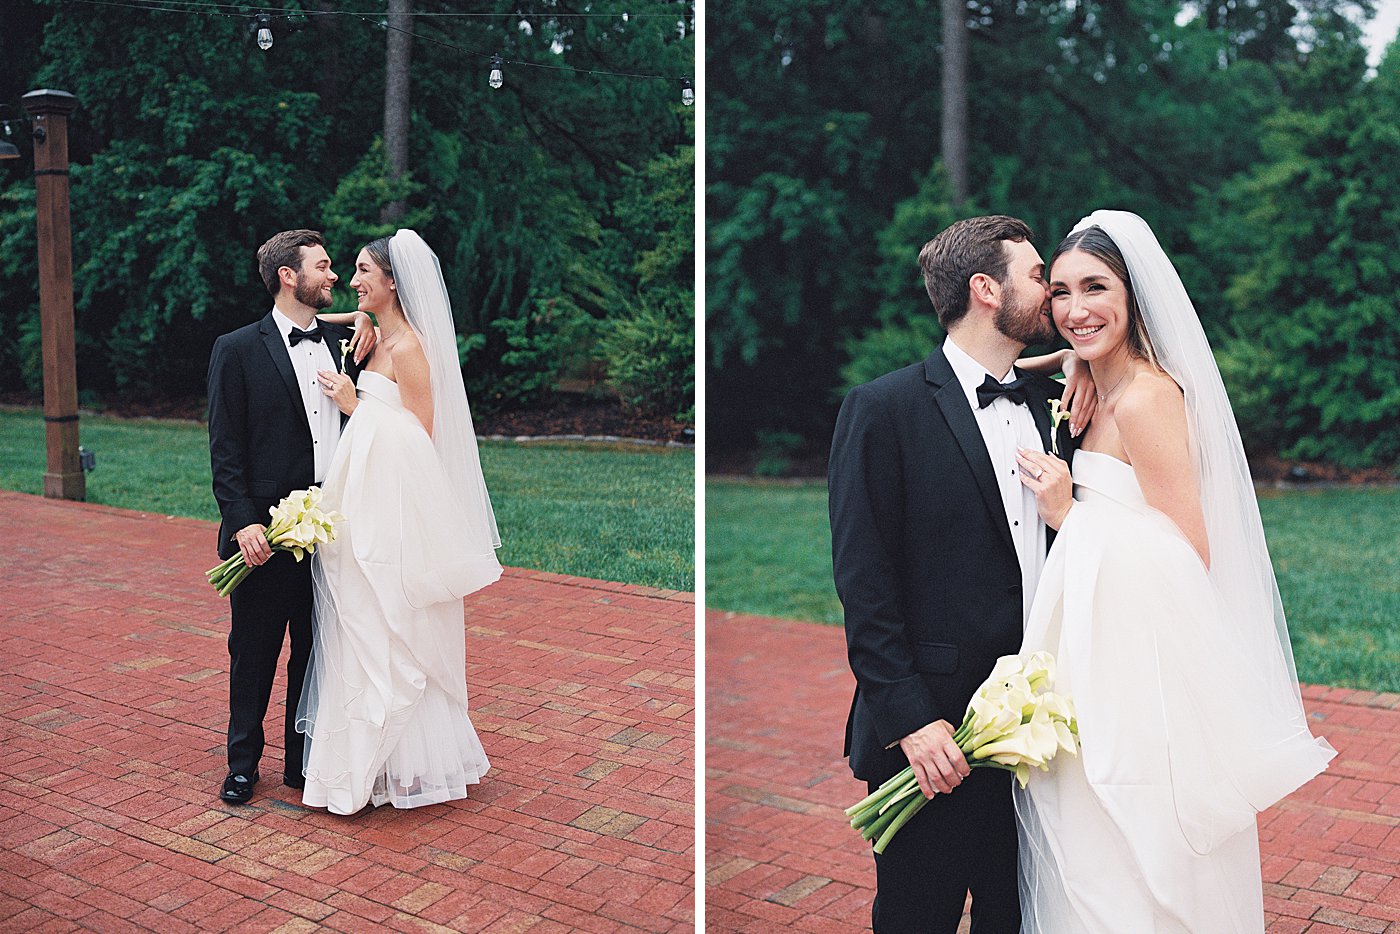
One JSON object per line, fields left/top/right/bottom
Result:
{"left": 389, "top": 228, "right": 500, "bottom": 551}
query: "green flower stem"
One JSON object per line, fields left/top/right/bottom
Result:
{"left": 844, "top": 766, "right": 915, "bottom": 817}
{"left": 206, "top": 553, "right": 241, "bottom": 581}
{"left": 877, "top": 781, "right": 922, "bottom": 815}
{"left": 860, "top": 796, "right": 910, "bottom": 842}
{"left": 847, "top": 798, "right": 888, "bottom": 828}
{"left": 216, "top": 564, "right": 253, "bottom": 598}
{"left": 874, "top": 795, "right": 929, "bottom": 855}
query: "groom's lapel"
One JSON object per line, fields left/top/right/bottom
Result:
{"left": 258, "top": 313, "right": 312, "bottom": 436}
{"left": 327, "top": 327, "right": 346, "bottom": 375}
{"left": 925, "top": 349, "right": 1017, "bottom": 560}
{"left": 1020, "top": 368, "right": 1054, "bottom": 455}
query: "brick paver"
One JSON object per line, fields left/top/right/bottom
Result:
{"left": 0, "top": 491, "right": 694, "bottom": 932}
{"left": 707, "top": 611, "right": 1400, "bottom": 934}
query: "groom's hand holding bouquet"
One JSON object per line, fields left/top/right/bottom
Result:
{"left": 846, "top": 651, "right": 1078, "bottom": 854}
{"left": 206, "top": 487, "right": 344, "bottom": 597}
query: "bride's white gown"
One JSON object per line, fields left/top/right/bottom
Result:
{"left": 1017, "top": 451, "right": 1334, "bottom": 932}
{"left": 301, "top": 370, "right": 502, "bottom": 815}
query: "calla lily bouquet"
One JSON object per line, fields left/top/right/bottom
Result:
{"left": 205, "top": 487, "right": 344, "bottom": 597}
{"left": 845, "top": 651, "right": 1078, "bottom": 854}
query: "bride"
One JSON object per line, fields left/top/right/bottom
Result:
{"left": 1011, "top": 211, "right": 1334, "bottom": 930}
{"left": 296, "top": 228, "right": 503, "bottom": 814}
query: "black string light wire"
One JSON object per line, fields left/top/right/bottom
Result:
{"left": 61, "top": 0, "right": 695, "bottom": 103}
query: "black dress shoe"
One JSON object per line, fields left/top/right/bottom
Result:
{"left": 220, "top": 772, "right": 259, "bottom": 804}
{"left": 283, "top": 772, "right": 305, "bottom": 790}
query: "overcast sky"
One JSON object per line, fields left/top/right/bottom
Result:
{"left": 1363, "top": 1, "right": 1400, "bottom": 68}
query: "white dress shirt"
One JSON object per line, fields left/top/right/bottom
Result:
{"left": 942, "top": 336, "right": 1048, "bottom": 621}
{"left": 272, "top": 309, "right": 341, "bottom": 483}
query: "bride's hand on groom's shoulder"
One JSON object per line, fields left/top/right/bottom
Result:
{"left": 899, "top": 720, "right": 970, "bottom": 798}
{"left": 1060, "top": 352, "right": 1097, "bottom": 437}
{"left": 348, "top": 312, "right": 377, "bottom": 364}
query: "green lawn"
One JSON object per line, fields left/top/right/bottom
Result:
{"left": 0, "top": 409, "right": 693, "bottom": 591}
{"left": 707, "top": 478, "right": 1400, "bottom": 692}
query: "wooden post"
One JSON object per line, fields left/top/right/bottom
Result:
{"left": 23, "top": 88, "right": 84, "bottom": 501}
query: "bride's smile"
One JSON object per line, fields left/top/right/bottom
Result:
{"left": 349, "top": 248, "right": 396, "bottom": 314}
{"left": 1049, "top": 250, "right": 1131, "bottom": 360}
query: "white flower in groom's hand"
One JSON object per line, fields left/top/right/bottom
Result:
{"left": 205, "top": 489, "right": 344, "bottom": 592}
{"left": 844, "top": 650, "right": 1080, "bottom": 850}
{"left": 1024, "top": 651, "right": 1055, "bottom": 692}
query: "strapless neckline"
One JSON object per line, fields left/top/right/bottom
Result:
{"left": 1071, "top": 449, "right": 1146, "bottom": 509}
{"left": 356, "top": 369, "right": 402, "bottom": 408}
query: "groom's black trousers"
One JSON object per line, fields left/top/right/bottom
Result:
{"left": 226, "top": 550, "right": 313, "bottom": 778}
{"left": 868, "top": 767, "right": 1021, "bottom": 934}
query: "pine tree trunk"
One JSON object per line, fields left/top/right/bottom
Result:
{"left": 381, "top": 0, "right": 413, "bottom": 224}
{"left": 941, "top": 0, "right": 969, "bottom": 207}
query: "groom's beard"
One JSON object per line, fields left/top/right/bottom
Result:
{"left": 294, "top": 275, "right": 335, "bottom": 310}
{"left": 995, "top": 294, "right": 1055, "bottom": 345}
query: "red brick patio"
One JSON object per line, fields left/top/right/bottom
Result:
{"left": 0, "top": 491, "right": 694, "bottom": 932}
{"left": 707, "top": 610, "right": 1400, "bottom": 934}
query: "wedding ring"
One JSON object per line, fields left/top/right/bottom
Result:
{"left": 1034, "top": 468, "right": 1044, "bottom": 480}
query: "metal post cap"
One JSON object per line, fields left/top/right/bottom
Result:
{"left": 22, "top": 89, "right": 78, "bottom": 116}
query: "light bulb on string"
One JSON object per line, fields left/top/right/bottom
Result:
{"left": 489, "top": 55, "right": 504, "bottom": 89}
{"left": 681, "top": 78, "right": 694, "bottom": 107}
{"left": 255, "top": 14, "right": 274, "bottom": 51}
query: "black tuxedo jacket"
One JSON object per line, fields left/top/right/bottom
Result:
{"left": 829, "top": 346, "right": 1075, "bottom": 783}
{"left": 207, "top": 312, "right": 363, "bottom": 560}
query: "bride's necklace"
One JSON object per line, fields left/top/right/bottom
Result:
{"left": 1096, "top": 367, "right": 1133, "bottom": 403}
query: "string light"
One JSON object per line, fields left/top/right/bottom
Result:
{"left": 253, "top": 13, "right": 273, "bottom": 51}
{"left": 61, "top": 0, "right": 691, "bottom": 92}
{"left": 681, "top": 77, "right": 694, "bottom": 106}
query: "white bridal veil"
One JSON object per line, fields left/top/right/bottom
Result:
{"left": 1076, "top": 211, "right": 1305, "bottom": 715}
{"left": 389, "top": 228, "right": 501, "bottom": 551}
{"left": 1013, "top": 211, "right": 1335, "bottom": 932}
{"left": 1070, "top": 210, "right": 1335, "bottom": 841}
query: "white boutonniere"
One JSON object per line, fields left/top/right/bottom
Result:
{"left": 1047, "top": 399, "right": 1070, "bottom": 456}
{"left": 339, "top": 339, "right": 352, "bottom": 374}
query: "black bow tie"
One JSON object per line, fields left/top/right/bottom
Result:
{"left": 976, "top": 374, "right": 1031, "bottom": 409}
{"left": 288, "top": 327, "right": 323, "bottom": 346}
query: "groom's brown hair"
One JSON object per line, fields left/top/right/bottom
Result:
{"left": 919, "top": 215, "right": 1034, "bottom": 329}
{"left": 257, "top": 229, "right": 326, "bottom": 297}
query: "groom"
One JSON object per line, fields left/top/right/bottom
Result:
{"left": 829, "top": 215, "right": 1074, "bottom": 931}
{"left": 207, "top": 229, "right": 371, "bottom": 804}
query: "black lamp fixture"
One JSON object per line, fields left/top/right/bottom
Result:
{"left": 0, "top": 106, "right": 22, "bottom": 161}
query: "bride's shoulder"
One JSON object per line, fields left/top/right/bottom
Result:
{"left": 387, "top": 329, "right": 430, "bottom": 385}
{"left": 1114, "top": 367, "right": 1185, "bottom": 432}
